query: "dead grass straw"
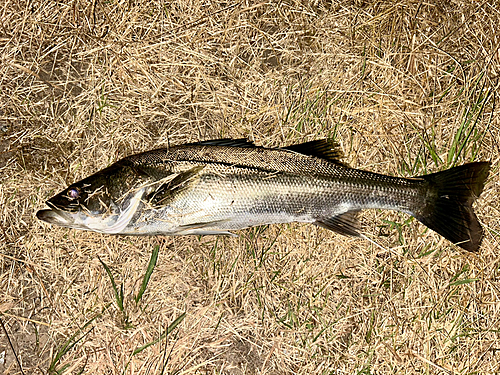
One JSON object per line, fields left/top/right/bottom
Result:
{"left": 1, "top": 0, "right": 500, "bottom": 374}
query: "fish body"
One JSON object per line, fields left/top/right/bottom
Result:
{"left": 37, "top": 139, "right": 490, "bottom": 251}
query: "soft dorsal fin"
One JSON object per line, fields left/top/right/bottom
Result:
{"left": 187, "top": 138, "right": 256, "bottom": 148}
{"left": 315, "top": 210, "right": 361, "bottom": 237}
{"left": 283, "top": 139, "right": 346, "bottom": 165}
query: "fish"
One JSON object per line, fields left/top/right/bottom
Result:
{"left": 36, "top": 139, "right": 491, "bottom": 251}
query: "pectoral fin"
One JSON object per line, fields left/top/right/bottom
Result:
{"left": 176, "top": 219, "right": 236, "bottom": 236}
{"left": 315, "top": 211, "right": 361, "bottom": 237}
{"left": 146, "top": 166, "right": 205, "bottom": 206}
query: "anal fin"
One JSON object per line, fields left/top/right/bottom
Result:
{"left": 315, "top": 211, "right": 361, "bottom": 237}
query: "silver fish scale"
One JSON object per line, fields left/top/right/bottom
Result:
{"left": 37, "top": 140, "right": 490, "bottom": 250}
{"left": 126, "top": 147, "right": 423, "bottom": 234}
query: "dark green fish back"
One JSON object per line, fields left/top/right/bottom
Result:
{"left": 127, "top": 141, "right": 417, "bottom": 187}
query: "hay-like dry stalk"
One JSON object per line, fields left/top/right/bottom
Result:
{"left": 1, "top": 0, "right": 499, "bottom": 374}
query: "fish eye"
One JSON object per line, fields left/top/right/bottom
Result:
{"left": 67, "top": 188, "right": 80, "bottom": 200}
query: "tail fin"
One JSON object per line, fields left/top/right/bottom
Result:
{"left": 414, "top": 162, "right": 490, "bottom": 252}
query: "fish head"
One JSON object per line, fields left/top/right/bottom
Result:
{"left": 37, "top": 160, "right": 150, "bottom": 233}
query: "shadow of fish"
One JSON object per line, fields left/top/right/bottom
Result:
{"left": 37, "top": 139, "right": 490, "bottom": 251}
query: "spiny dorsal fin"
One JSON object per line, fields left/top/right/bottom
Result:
{"left": 188, "top": 138, "right": 256, "bottom": 148}
{"left": 283, "top": 139, "right": 346, "bottom": 165}
{"left": 315, "top": 210, "right": 361, "bottom": 237}
{"left": 146, "top": 165, "right": 204, "bottom": 206}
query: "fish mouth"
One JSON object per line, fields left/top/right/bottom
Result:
{"left": 36, "top": 202, "right": 75, "bottom": 227}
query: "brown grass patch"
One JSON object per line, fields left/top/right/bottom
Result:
{"left": 1, "top": 0, "right": 500, "bottom": 373}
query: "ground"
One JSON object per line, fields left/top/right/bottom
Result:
{"left": 1, "top": 1, "right": 500, "bottom": 374}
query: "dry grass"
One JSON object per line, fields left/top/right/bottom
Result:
{"left": 1, "top": 0, "right": 500, "bottom": 373}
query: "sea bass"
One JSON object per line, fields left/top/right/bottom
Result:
{"left": 37, "top": 139, "right": 490, "bottom": 251}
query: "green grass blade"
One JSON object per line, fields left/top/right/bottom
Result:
{"left": 447, "top": 72, "right": 492, "bottom": 166}
{"left": 449, "top": 278, "right": 478, "bottom": 286}
{"left": 135, "top": 245, "right": 159, "bottom": 304}
{"left": 48, "top": 315, "right": 100, "bottom": 374}
{"left": 132, "top": 312, "right": 186, "bottom": 356}
{"left": 98, "top": 255, "right": 124, "bottom": 312}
